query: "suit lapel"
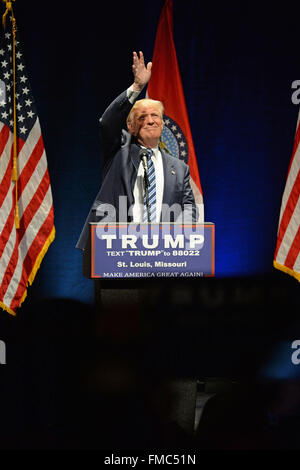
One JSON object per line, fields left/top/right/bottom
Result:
{"left": 130, "top": 142, "right": 141, "bottom": 172}
{"left": 126, "top": 142, "right": 140, "bottom": 208}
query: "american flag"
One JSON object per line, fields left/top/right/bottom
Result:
{"left": 273, "top": 111, "right": 300, "bottom": 282}
{"left": 0, "top": 14, "right": 55, "bottom": 315}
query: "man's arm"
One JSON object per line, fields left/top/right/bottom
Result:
{"left": 99, "top": 51, "right": 152, "bottom": 165}
{"left": 99, "top": 90, "right": 133, "bottom": 166}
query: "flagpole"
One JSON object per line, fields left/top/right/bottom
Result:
{"left": 2, "top": 0, "right": 19, "bottom": 228}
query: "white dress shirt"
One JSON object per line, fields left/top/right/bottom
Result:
{"left": 132, "top": 145, "right": 164, "bottom": 223}
{"left": 127, "top": 87, "right": 164, "bottom": 223}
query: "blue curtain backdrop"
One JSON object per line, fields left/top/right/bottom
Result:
{"left": 10, "top": 0, "right": 300, "bottom": 306}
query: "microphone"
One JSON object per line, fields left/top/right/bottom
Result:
{"left": 139, "top": 149, "right": 148, "bottom": 173}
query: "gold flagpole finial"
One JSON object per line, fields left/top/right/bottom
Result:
{"left": 2, "top": 0, "right": 15, "bottom": 29}
{"left": 2, "top": 1, "right": 15, "bottom": 6}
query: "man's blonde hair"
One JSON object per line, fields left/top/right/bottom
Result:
{"left": 126, "top": 98, "right": 164, "bottom": 126}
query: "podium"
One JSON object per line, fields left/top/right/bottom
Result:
{"left": 84, "top": 223, "right": 214, "bottom": 278}
{"left": 83, "top": 222, "right": 215, "bottom": 308}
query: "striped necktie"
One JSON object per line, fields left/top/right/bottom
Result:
{"left": 143, "top": 149, "right": 156, "bottom": 222}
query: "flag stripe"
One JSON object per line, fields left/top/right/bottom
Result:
{"left": 17, "top": 119, "right": 41, "bottom": 174}
{"left": 294, "top": 252, "right": 300, "bottom": 273}
{"left": 3, "top": 185, "right": 53, "bottom": 308}
{"left": 286, "top": 118, "right": 300, "bottom": 182}
{"left": 18, "top": 152, "right": 49, "bottom": 218}
{"left": 0, "top": 143, "right": 48, "bottom": 249}
{"left": 0, "top": 174, "right": 14, "bottom": 232}
{"left": 0, "top": 162, "right": 52, "bottom": 297}
{"left": 0, "top": 226, "right": 18, "bottom": 299}
{"left": 0, "top": 203, "right": 15, "bottom": 259}
{"left": 278, "top": 145, "right": 299, "bottom": 225}
{"left": 18, "top": 134, "right": 45, "bottom": 197}
{"left": 0, "top": 133, "right": 26, "bottom": 189}
{"left": 0, "top": 158, "right": 49, "bottom": 277}
{"left": 284, "top": 226, "right": 300, "bottom": 269}
{"left": 274, "top": 169, "right": 300, "bottom": 259}
{"left": 21, "top": 170, "right": 50, "bottom": 231}
{"left": 0, "top": 124, "right": 10, "bottom": 164}
{"left": 10, "top": 208, "right": 54, "bottom": 310}
{"left": 0, "top": 133, "right": 13, "bottom": 207}
{"left": 0, "top": 175, "right": 52, "bottom": 298}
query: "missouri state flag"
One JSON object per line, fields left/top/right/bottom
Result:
{"left": 273, "top": 110, "right": 300, "bottom": 282}
{"left": 0, "top": 8, "right": 55, "bottom": 315}
{"left": 147, "top": 0, "right": 204, "bottom": 219}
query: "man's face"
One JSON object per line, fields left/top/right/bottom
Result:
{"left": 129, "top": 105, "right": 164, "bottom": 148}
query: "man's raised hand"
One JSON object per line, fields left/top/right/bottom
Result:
{"left": 132, "top": 51, "right": 152, "bottom": 92}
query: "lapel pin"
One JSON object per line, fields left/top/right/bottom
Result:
{"left": 171, "top": 170, "right": 175, "bottom": 175}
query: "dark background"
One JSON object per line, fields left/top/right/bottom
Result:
{"left": 0, "top": 0, "right": 300, "bottom": 450}
{"left": 3, "top": 0, "right": 299, "bottom": 303}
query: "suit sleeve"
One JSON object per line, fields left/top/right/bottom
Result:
{"left": 182, "top": 164, "right": 198, "bottom": 222}
{"left": 99, "top": 90, "right": 137, "bottom": 171}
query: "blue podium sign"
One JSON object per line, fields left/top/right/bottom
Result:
{"left": 90, "top": 223, "right": 214, "bottom": 279}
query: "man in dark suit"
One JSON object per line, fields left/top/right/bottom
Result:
{"left": 76, "top": 51, "right": 197, "bottom": 250}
